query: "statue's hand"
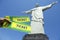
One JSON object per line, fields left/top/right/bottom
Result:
{"left": 22, "top": 11, "right": 26, "bottom": 13}
{"left": 52, "top": 1, "right": 58, "bottom": 5}
{"left": 22, "top": 11, "right": 28, "bottom": 13}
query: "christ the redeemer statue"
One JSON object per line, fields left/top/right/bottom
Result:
{"left": 23, "top": 1, "right": 57, "bottom": 34}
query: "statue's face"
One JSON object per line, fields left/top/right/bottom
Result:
{"left": 35, "top": 3, "right": 40, "bottom": 7}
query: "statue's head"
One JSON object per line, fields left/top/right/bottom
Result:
{"left": 35, "top": 3, "right": 40, "bottom": 7}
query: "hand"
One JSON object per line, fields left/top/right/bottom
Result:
{"left": 0, "top": 18, "right": 10, "bottom": 22}
{"left": 0, "top": 18, "right": 11, "bottom": 23}
{"left": 22, "top": 11, "right": 26, "bottom": 13}
{"left": 0, "top": 18, "right": 11, "bottom": 27}
{"left": 52, "top": 1, "right": 58, "bottom": 5}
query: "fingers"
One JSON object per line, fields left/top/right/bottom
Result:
{"left": 0, "top": 18, "right": 11, "bottom": 23}
{"left": 0, "top": 18, "right": 11, "bottom": 27}
{"left": 0, "top": 18, "right": 5, "bottom": 20}
{"left": 52, "top": 1, "right": 58, "bottom": 4}
{"left": 0, "top": 18, "right": 8, "bottom": 21}
{"left": 55, "top": 1, "right": 58, "bottom": 3}
{"left": 21, "top": 11, "right": 26, "bottom": 13}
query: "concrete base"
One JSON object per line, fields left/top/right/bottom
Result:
{"left": 23, "top": 33, "right": 49, "bottom": 40}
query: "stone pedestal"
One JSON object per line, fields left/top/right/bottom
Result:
{"left": 23, "top": 33, "right": 49, "bottom": 40}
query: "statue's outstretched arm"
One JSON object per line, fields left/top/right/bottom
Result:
{"left": 42, "top": 1, "right": 58, "bottom": 10}
{"left": 22, "top": 8, "right": 36, "bottom": 14}
{"left": 23, "top": 10, "right": 32, "bottom": 14}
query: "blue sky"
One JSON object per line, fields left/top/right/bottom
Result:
{"left": 0, "top": 0, "right": 60, "bottom": 40}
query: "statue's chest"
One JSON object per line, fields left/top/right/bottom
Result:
{"left": 32, "top": 7, "right": 43, "bottom": 16}
{"left": 34, "top": 7, "right": 43, "bottom": 13}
